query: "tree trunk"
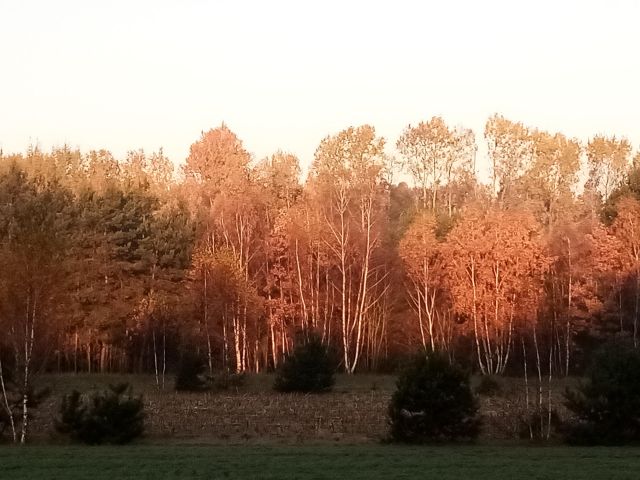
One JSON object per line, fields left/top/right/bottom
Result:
{"left": 233, "top": 309, "right": 242, "bottom": 374}
{"left": 533, "top": 325, "right": 543, "bottom": 439}
{"left": 152, "top": 329, "right": 159, "bottom": 389}
{"left": 87, "top": 342, "right": 91, "bottom": 374}
{"left": 522, "top": 337, "right": 532, "bottom": 440}
{"left": 203, "top": 270, "right": 214, "bottom": 377}
{"left": 635, "top": 264, "right": 639, "bottom": 348}
{"left": 222, "top": 310, "right": 228, "bottom": 371}
{"left": 0, "top": 357, "right": 17, "bottom": 442}
{"left": 161, "top": 324, "right": 166, "bottom": 390}
{"left": 547, "top": 339, "right": 553, "bottom": 440}
{"left": 470, "top": 259, "right": 486, "bottom": 374}
{"left": 73, "top": 330, "right": 78, "bottom": 374}
{"left": 295, "top": 239, "right": 308, "bottom": 330}
{"left": 21, "top": 295, "right": 36, "bottom": 444}
{"left": 566, "top": 237, "right": 573, "bottom": 374}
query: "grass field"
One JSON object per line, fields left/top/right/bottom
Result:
{"left": 2, "top": 444, "right": 640, "bottom": 480}
{"left": 7, "top": 374, "right": 639, "bottom": 479}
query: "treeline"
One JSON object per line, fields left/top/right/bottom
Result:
{"left": 1, "top": 115, "right": 639, "bottom": 383}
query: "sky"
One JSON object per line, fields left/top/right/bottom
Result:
{"left": 1, "top": 0, "right": 639, "bottom": 181}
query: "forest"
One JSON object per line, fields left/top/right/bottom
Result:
{"left": 0, "top": 113, "right": 639, "bottom": 390}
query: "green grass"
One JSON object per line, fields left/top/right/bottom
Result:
{"left": 2, "top": 445, "right": 640, "bottom": 479}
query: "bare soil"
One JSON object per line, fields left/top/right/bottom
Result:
{"left": 29, "top": 373, "right": 577, "bottom": 443}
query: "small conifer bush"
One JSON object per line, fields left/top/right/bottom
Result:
{"left": 563, "top": 342, "right": 640, "bottom": 445}
{"left": 175, "top": 351, "right": 209, "bottom": 392}
{"left": 475, "top": 375, "right": 502, "bottom": 397}
{"left": 56, "top": 383, "right": 144, "bottom": 445}
{"left": 388, "top": 352, "right": 480, "bottom": 443}
{"left": 274, "top": 333, "right": 335, "bottom": 393}
{"left": 212, "top": 371, "right": 246, "bottom": 391}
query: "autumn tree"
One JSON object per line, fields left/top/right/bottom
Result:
{"left": 445, "top": 127, "right": 477, "bottom": 217}
{"left": 601, "top": 152, "right": 640, "bottom": 223}
{"left": 255, "top": 151, "right": 302, "bottom": 212}
{"left": 397, "top": 117, "right": 475, "bottom": 213}
{"left": 190, "top": 247, "right": 262, "bottom": 374}
{"left": 586, "top": 222, "right": 627, "bottom": 338}
{"left": 84, "top": 149, "right": 121, "bottom": 193}
{"left": 445, "top": 206, "right": 548, "bottom": 374}
{"left": 607, "top": 196, "right": 640, "bottom": 347}
{"left": 0, "top": 166, "right": 72, "bottom": 442}
{"left": 309, "top": 125, "right": 388, "bottom": 373}
{"left": 397, "top": 117, "right": 451, "bottom": 210}
{"left": 399, "top": 212, "right": 450, "bottom": 352}
{"left": 485, "top": 114, "right": 533, "bottom": 206}
{"left": 543, "top": 221, "right": 600, "bottom": 375}
{"left": 1, "top": 115, "right": 639, "bottom": 380}
{"left": 120, "top": 148, "right": 175, "bottom": 199}
{"left": 278, "top": 197, "right": 336, "bottom": 353}
{"left": 587, "top": 135, "right": 632, "bottom": 203}
{"left": 255, "top": 152, "right": 303, "bottom": 367}
{"left": 184, "top": 125, "right": 265, "bottom": 372}
{"left": 523, "top": 131, "right": 581, "bottom": 228}
{"left": 517, "top": 129, "right": 585, "bottom": 375}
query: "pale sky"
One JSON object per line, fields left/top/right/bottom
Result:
{"left": 1, "top": 0, "right": 639, "bottom": 181}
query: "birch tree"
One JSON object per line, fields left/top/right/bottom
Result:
{"left": 444, "top": 206, "right": 548, "bottom": 374}
{"left": 524, "top": 130, "right": 581, "bottom": 228}
{"left": 399, "top": 212, "right": 448, "bottom": 351}
{"left": 397, "top": 117, "right": 455, "bottom": 211}
{"left": 309, "top": 125, "right": 387, "bottom": 373}
{"left": 610, "top": 196, "right": 640, "bottom": 347}
{"left": 587, "top": 135, "right": 632, "bottom": 202}
{"left": 0, "top": 166, "right": 71, "bottom": 442}
{"left": 485, "top": 114, "right": 533, "bottom": 206}
{"left": 184, "top": 125, "right": 265, "bottom": 372}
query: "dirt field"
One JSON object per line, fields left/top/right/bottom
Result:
{"left": 27, "top": 373, "right": 575, "bottom": 444}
